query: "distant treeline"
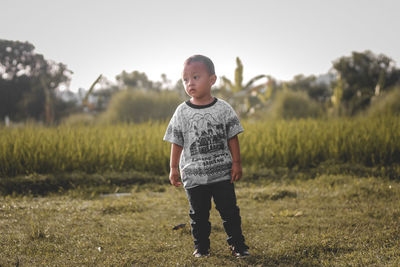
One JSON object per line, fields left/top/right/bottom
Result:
{"left": 1, "top": 39, "right": 400, "bottom": 125}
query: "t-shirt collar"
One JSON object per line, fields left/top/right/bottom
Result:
{"left": 185, "top": 97, "right": 218, "bottom": 109}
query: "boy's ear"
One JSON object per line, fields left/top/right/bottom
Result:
{"left": 209, "top": 74, "right": 217, "bottom": 85}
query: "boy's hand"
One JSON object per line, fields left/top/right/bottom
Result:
{"left": 231, "top": 162, "right": 242, "bottom": 183}
{"left": 169, "top": 167, "right": 182, "bottom": 187}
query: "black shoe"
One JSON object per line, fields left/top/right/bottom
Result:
{"left": 193, "top": 249, "right": 210, "bottom": 258}
{"left": 230, "top": 245, "right": 250, "bottom": 258}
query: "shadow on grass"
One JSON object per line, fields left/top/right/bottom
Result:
{"left": 252, "top": 190, "right": 298, "bottom": 202}
{"left": 1, "top": 162, "right": 399, "bottom": 197}
{"left": 0, "top": 171, "right": 168, "bottom": 196}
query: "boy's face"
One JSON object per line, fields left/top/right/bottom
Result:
{"left": 182, "top": 61, "right": 216, "bottom": 101}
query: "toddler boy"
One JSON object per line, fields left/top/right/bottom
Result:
{"left": 163, "top": 55, "right": 249, "bottom": 258}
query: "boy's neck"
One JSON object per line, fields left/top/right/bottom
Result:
{"left": 189, "top": 95, "right": 215, "bottom": 106}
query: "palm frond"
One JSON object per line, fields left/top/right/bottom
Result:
{"left": 221, "top": 76, "right": 234, "bottom": 91}
{"left": 243, "top": 74, "right": 267, "bottom": 90}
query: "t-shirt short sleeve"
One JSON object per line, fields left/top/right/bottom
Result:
{"left": 163, "top": 107, "right": 184, "bottom": 146}
{"left": 225, "top": 103, "right": 244, "bottom": 139}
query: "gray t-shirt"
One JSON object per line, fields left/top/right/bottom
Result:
{"left": 163, "top": 98, "right": 244, "bottom": 189}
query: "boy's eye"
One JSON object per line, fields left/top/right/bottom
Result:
{"left": 183, "top": 78, "right": 188, "bottom": 83}
{"left": 194, "top": 76, "right": 198, "bottom": 80}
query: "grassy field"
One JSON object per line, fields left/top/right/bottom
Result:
{"left": 1, "top": 116, "right": 399, "bottom": 265}
{"left": 1, "top": 115, "right": 400, "bottom": 177}
{"left": 1, "top": 174, "right": 399, "bottom": 266}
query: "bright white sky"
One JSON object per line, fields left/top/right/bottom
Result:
{"left": 2, "top": 0, "right": 400, "bottom": 91}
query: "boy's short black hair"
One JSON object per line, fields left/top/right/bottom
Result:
{"left": 184, "top": 55, "right": 215, "bottom": 75}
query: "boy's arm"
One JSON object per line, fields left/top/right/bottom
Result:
{"left": 228, "top": 135, "right": 242, "bottom": 183}
{"left": 169, "top": 143, "right": 183, "bottom": 187}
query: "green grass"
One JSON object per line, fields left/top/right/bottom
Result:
{"left": 1, "top": 175, "right": 399, "bottom": 266}
{"left": 1, "top": 116, "right": 400, "bottom": 177}
{"left": 1, "top": 115, "right": 399, "bottom": 265}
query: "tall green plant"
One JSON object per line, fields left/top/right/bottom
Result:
{"left": 1, "top": 116, "right": 399, "bottom": 177}
{"left": 220, "top": 57, "right": 268, "bottom": 116}
{"left": 330, "top": 74, "right": 344, "bottom": 117}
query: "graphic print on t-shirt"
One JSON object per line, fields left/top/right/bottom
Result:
{"left": 183, "top": 112, "right": 231, "bottom": 179}
{"left": 189, "top": 113, "right": 226, "bottom": 157}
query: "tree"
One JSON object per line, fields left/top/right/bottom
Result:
{"left": 115, "top": 70, "right": 161, "bottom": 91}
{"left": 81, "top": 74, "right": 103, "bottom": 112}
{"left": 90, "top": 82, "right": 120, "bottom": 112}
{"left": 219, "top": 57, "right": 268, "bottom": 116}
{"left": 285, "top": 74, "right": 332, "bottom": 102}
{"left": 332, "top": 50, "right": 400, "bottom": 114}
{"left": 0, "top": 39, "right": 72, "bottom": 123}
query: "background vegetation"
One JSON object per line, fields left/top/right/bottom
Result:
{"left": 1, "top": 38, "right": 400, "bottom": 266}
{"left": 1, "top": 115, "right": 399, "bottom": 178}
{"left": 2, "top": 39, "right": 400, "bottom": 125}
{"left": 100, "top": 90, "right": 181, "bottom": 124}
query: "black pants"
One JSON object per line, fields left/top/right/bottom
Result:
{"left": 185, "top": 180, "right": 246, "bottom": 252}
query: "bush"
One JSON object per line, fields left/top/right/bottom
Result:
{"left": 62, "top": 113, "right": 97, "bottom": 126}
{"left": 101, "top": 90, "right": 182, "bottom": 123}
{"left": 270, "top": 90, "right": 324, "bottom": 119}
{"left": 367, "top": 87, "right": 400, "bottom": 117}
